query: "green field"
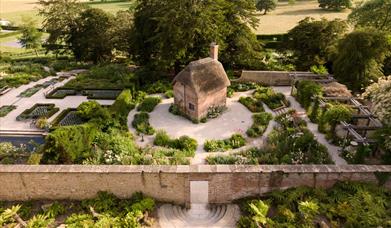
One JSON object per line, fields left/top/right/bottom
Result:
{"left": 0, "top": 0, "right": 135, "bottom": 26}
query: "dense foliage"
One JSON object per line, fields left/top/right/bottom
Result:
{"left": 332, "top": 29, "right": 391, "bottom": 92}
{"left": 239, "top": 96, "right": 265, "bottom": 113}
{"left": 318, "top": 0, "right": 352, "bottom": 11}
{"left": 132, "top": 112, "right": 155, "bottom": 135}
{"left": 253, "top": 86, "right": 289, "bottom": 110}
{"left": 0, "top": 192, "right": 156, "bottom": 227}
{"left": 348, "top": 0, "right": 391, "bottom": 32}
{"left": 363, "top": 76, "right": 391, "bottom": 125}
{"left": 18, "top": 18, "right": 43, "bottom": 55}
{"left": 0, "top": 61, "right": 52, "bottom": 88}
{"left": 256, "top": 0, "right": 277, "bottom": 15}
{"left": 295, "top": 80, "right": 323, "bottom": 109}
{"left": 286, "top": 18, "right": 347, "bottom": 70}
{"left": 204, "top": 134, "right": 246, "bottom": 152}
{"left": 137, "top": 97, "right": 161, "bottom": 113}
{"left": 238, "top": 181, "right": 391, "bottom": 227}
{"left": 207, "top": 111, "right": 332, "bottom": 164}
{"left": 154, "top": 130, "right": 198, "bottom": 156}
{"left": 130, "top": 0, "right": 262, "bottom": 71}
{"left": 246, "top": 112, "right": 273, "bottom": 137}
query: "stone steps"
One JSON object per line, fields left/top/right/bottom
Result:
{"left": 158, "top": 203, "right": 240, "bottom": 228}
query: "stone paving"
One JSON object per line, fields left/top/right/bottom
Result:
{"left": 0, "top": 72, "right": 114, "bottom": 132}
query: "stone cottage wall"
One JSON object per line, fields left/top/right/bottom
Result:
{"left": 197, "top": 88, "right": 227, "bottom": 118}
{"left": 0, "top": 165, "right": 390, "bottom": 206}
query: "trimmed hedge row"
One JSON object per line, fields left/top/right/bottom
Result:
{"left": 16, "top": 103, "right": 59, "bottom": 121}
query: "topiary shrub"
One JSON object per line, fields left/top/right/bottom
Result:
{"left": 137, "top": 96, "right": 161, "bottom": 112}
{"left": 132, "top": 112, "right": 155, "bottom": 135}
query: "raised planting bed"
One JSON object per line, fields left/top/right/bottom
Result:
{"left": 0, "top": 105, "right": 16, "bottom": 117}
{"left": 253, "top": 86, "right": 290, "bottom": 110}
{"left": 246, "top": 112, "right": 273, "bottom": 137}
{"left": 82, "top": 89, "right": 122, "bottom": 100}
{"left": 204, "top": 134, "right": 246, "bottom": 152}
{"left": 45, "top": 88, "right": 77, "bottom": 99}
{"left": 16, "top": 103, "right": 59, "bottom": 121}
{"left": 0, "top": 86, "right": 11, "bottom": 95}
{"left": 51, "top": 108, "right": 84, "bottom": 127}
{"left": 18, "top": 84, "right": 44, "bottom": 97}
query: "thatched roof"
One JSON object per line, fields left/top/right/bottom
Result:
{"left": 322, "top": 81, "right": 352, "bottom": 97}
{"left": 173, "top": 57, "right": 230, "bottom": 97}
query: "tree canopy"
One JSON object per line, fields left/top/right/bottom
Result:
{"left": 318, "top": 0, "right": 352, "bottom": 11}
{"left": 130, "top": 0, "right": 262, "bottom": 72}
{"left": 332, "top": 29, "right": 391, "bottom": 92}
{"left": 348, "top": 0, "right": 391, "bottom": 32}
{"left": 18, "top": 17, "right": 43, "bottom": 56}
{"left": 256, "top": 0, "right": 278, "bottom": 15}
{"left": 68, "top": 8, "right": 114, "bottom": 63}
{"left": 286, "top": 17, "right": 348, "bottom": 70}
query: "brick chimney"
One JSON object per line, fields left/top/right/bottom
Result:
{"left": 210, "top": 42, "right": 218, "bottom": 60}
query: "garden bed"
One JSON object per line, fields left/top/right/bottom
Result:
{"left": 0, "top": 191, "right": 156, "bottom": 227}
{"left": 204, "top": 134, "right": 246, "bottom": 152}
{"left": 246, "top": 112, "right": 273, "bottom": 137}
{"left": 0, "top": 105, "right": 16, "bottom": 117}
{"left": 16, "top": 104, "right": 59, "bottom": 121}
{"left": 51, "top": 108, "right": 84, "bottom": 127}
{"left": 253, "top": 86, "right": 290, "bottom": 110}
{"left": 207, "top": 111, "right": 333, "bottom": 165}
{"left": 82, "top": 89, "right": 122, "bottom": 100}
{"left": 237, "top": 181, "right": 391, "bottom": 228}
{"left": 153, "top": 130, "right": 198, "bottom": 157}
{"left": 45, "top": 88, "right": 77, "bottom": 99}
{"left": 18, "top": 84, "right": 44, "bottom": 97}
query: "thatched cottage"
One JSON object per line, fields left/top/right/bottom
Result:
{"left": 173, "top": 43, "right": 230, "bottom": 120}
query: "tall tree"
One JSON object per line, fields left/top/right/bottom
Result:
{"left": 112, "top": 10, "right": 134, "bottom": 56}
{"left": 68, "top": 8, "right": 114, "bottom": 63}
{"left": 18, "top": 18, "right": 43, "bottom": 56}
{"left": 130, "top": 0, "right": 261, "bottom": 73}
{"left": 332, "top": 29, "right": 391, "bottom": 92}
{"left": 256, "top": 0, "right": 278, "bottom": 15}
{"left": 348, "top": 0, "right": 391, "bottom": 32}
{"left": 286, "top": 17, "right": 348, "bottom": 70}
{"left": 38, "top": 0, "right": 87, "bottom": 54}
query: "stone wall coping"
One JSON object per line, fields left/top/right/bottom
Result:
{"left": 0, "top": 165, "right": 390, "bottom": 174}
{"left": 241, "top": 70, "right": 309, "bottom": 74}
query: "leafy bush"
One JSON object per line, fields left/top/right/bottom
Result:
{"left": 154, "top": 130, "right": 197, "bottom": 155}
{"left": 110, "top": 89, "right": 135, "bottom": 125}
{"left": 319, "top": 103, "right": 352, "bottom": 137}
{"left": 137, "top": 96, "right": 161, "bottom": 112}
{"left": 295, "top": 80, "right": 323, "bottom": 109}
{"left": 206, "top": 154, "right": 240, "bottom": 164}
{"left": 253, "top": 87, "right": 289, "bottom": 110}
{"left": 239, "top": 96, "right": 264, "bottom": 112}
{"left": 204, "top": 134, "right": 246, "bottom": 152}
{"left": 77, "top": 101, "right": 110, "bottom": 121}
{"left": 41, "top": 123, "right": 100, "bottom": 164}
{"left": 132, "top": 112, "right": 155, "bottom": 135}
{"left": 164, "top": 90, "right": 174, "bottom": 98}
{"left": 246, "top": 112, "right": 273, "bottom": 138}
{"left": 238, "top": 181, "right": 391, "bottom": 227}
{"left": 142, "top": 80, "right": 171, "bottom": 94}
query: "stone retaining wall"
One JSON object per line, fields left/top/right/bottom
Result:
{"left": 0, "top": 165, "right": 390, "bottom": 205}
{"left": 238, "top": 71, "right": 310, "bottom": 85}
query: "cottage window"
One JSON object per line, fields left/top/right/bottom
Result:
{"left": 188, "top": 103, "right": 195, "bottom": 111}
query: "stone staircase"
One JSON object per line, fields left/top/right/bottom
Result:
{"left": 158, "top": 203, "right": 240, "bottom": 228}
{"left": 274, "top": 107, "right": 290, "bottom": 116}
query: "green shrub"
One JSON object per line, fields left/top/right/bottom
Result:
{"left": 206, "top": 155, "right": 239, "bottom": 164}
{"left": 77, "top": 101, "right": 110, "bottom": 121}
{"left": 253, "top": 87, "right": 289, "bottom": 110}
{"left": 132, "top": 112, "right": 155, "bottom": 135}
{"left": 142, "top": 80, "right": 171, "bottom": 94}
{"left": 153, "top": 130, "right": 197, "bottom": 155}
{"left": 295, "top": 80, "right": 323, "bottom": 109}
{"left": 41, "top": 123, "right": 100, "bottom": 164}
{"left": 246, "top": 112, "right": 273, "bottom": 138}
{"left": 239, "top": 96, "right": 264, "bottom": 112}
{"left": 164, "top": 90, "right": 174, "bottom": 98}
{"left": 110, "top": 89, "right": 135, "bottom": 124}
{"left": 204, "top": 134, "right": 246, "bottom": 152}
{"left": 137, "top": 96, "right": 161, "bottom": 112}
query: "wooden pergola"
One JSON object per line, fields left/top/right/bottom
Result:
{"left": 290, "top": 73, "right": 383, "bottom": 146}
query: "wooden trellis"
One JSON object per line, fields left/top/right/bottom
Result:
{"left": 290, "top": 73, "right": 383, "bottom": 146}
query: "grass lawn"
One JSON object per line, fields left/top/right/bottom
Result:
{"left": 255, "top": 0, "right": 353, "bottom": 34}
{"left": 0, "top": 0, "right": 135, "bottom": 26}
